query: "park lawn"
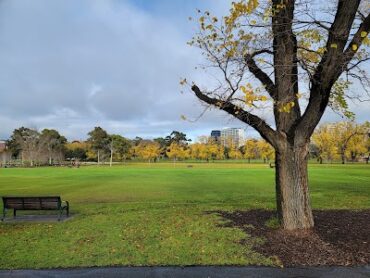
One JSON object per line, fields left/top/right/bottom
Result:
{"left": 0, "top": 163, "right": 369, "bottom": 269}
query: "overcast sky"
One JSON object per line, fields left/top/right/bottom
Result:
{"left": 0, "top": 0, "right": 369, "bottom": 141}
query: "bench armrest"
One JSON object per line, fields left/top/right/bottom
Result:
{"left": 62, "top": 200, "right": 69, "bottom": 208}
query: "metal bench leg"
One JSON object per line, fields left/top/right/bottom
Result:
{"left": 1, "top": 208, "right": 5, "bottom": 221}
{"left": 13, "top": 209, "right": 16, "bottom": 218}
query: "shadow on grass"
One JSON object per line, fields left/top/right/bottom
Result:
{"left": 1, "top": 214, "right": 74, "bottom": 223}
{"left": 206, "top": 209, "right": 370, "bottom": 267}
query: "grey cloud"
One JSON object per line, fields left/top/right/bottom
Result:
{"left": 0, "top": 0, "right": 213, "bottom": 139}
{"left": 0, "top": 0, "right": 368, "bottom": 141}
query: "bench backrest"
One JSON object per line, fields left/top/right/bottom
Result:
{"left": 2, "top": 197, "right": 61, "bottom": 210}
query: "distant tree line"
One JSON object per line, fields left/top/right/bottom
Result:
{"left": 311, "top": 121, "right": 370, "bottom": 164}
{"left": 6, "top": 127, "right": 67, "bottom": 166}
{"left": 1, "top": 121, "right": 369, "bottom": 167}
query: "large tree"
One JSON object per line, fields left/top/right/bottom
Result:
{"left": 333, "top": 121, "right": 370, "bottom": 163}
{"left": 7, "top": 127, "right": 42, "bottom": 166}
{"left": 166, "top": 142, "right": 190, "bottom": 163}
{"left": 243, "top": 139, "right": 259, "bottom": 163}
{"left": 7, "top": 127, "right": 32, "bottom": 159}
{"left": 186, "top": 0, "right": 370, "bottom": 229}
{"left": 40, "top": 129, "right": 67, "bottom": 165}
{"left": 312, "top": 124, "right": 339, "bottom": 163}
{"left": 109, "top": 134, "right": 132, "bottom": 165}
{"left": 135, "top": 141, "right": 161, "bottom": 163}
{"left": 165, "top": 131, "right": 192, "bottom": 146}
{"left": 87, "top": 127, "right": 110, "bottom": 164}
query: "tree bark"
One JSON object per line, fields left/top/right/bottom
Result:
{"left": 275, "top": 142, "right": 314, "bottom": 230}
{"left": 110, "top": 141, "right": 113, "bottom": 167}
{"left": 341, "top": 150, "right": 346, "bottom": 164}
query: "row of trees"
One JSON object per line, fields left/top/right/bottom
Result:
{"left": 2, "top": 122, "right": 369, "bottom": 166}
{"left": 133, "top": 137, "right": 275, "bottom": 163}
{"left": 2, "top": 126, "right": 275, "bottom": 165}
{"left": 2, "top": 128, "right": 194, "bottom": 166}
{"left": 312, "top": 122, "right": 370, "bottom": 164}
{"left": 6, "top": 127, "right": 67, "bottom": 166}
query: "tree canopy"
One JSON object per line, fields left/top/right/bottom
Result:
{"left": 185, "top": 0, "right": 370, "bottom": 230}
{"left": 185, "top": 0, "right": 369, "bottom": 145}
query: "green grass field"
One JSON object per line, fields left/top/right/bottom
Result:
{"left": 0, "top": 163, "right": 369, "bottom": 269}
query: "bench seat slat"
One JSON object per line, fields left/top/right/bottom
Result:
{"left": 5, "top": 203, "right": 24, "bottom": 209}
{"left": 3, "top": 196, "right": 61, "bottom": 210}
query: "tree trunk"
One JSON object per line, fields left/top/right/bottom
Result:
{"left": 275, "top": 143, "right": 314, "bottom": 230}
{"left": 110, "top": 141, "right": 114, "bottom": 167}
{"left": 341, "top": 147, "right": 346, "bottom": 164}
{"left": 97, "top": 150, "right": 100, "bottom": 165}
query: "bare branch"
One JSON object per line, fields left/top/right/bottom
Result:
{"left": 343, "top": 12, "right": 370, "bottom": 64}
{"left": 191, "top": 84, "right": 278, "bottom": 146}
{"left": 296, "top": 0, "right": 362, "bottom": 139}
{"left": 245, "top": 53, "right": 277, "bottom": 99}
{"left": 296, "top": 20, "right": 330, "bottom": 31}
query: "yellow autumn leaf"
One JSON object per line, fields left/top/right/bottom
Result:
{"left": 317, "top": 47, "right": 327, "bottom": 54}
{"left": 179, "top": 78, "right": 187, "bottom": 85}
{"left": 352, "top": 44, "right": 358, "bottom": 51}
{"left": 363, "top": 37, "right": 370, "bottom": 46}
{"left": 260, "top": 95, "right": 268, "bottom": 101}
{"left": 360, "top": 31, "right": 368, "bottom": 38}
{"left": 330, "top": 43, "right": 337, "bottom": 49}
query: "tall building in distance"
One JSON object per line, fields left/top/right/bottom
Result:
{"left": 210, "top": 130, "right": 221, "bottom": 143}
{"left": 220, "top": 128, "right": 245, "bottom": 148}
{"left": 0, "top": 140, "right": 6, "bottom": 152}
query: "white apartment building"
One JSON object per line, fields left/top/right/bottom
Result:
{"left": 220, "top": 128, "right": 246, "bottom": 148}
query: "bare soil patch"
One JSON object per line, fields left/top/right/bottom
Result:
{"left": 212, "top": 209, "right": 370, "bottom": 266}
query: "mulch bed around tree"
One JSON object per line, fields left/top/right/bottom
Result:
{"left": 212, "top": 209, "right": 370, "bottom": 266}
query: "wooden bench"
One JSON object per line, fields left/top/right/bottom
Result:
{"left": 2, "top": 196, "right": 69, "bottom": 221}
